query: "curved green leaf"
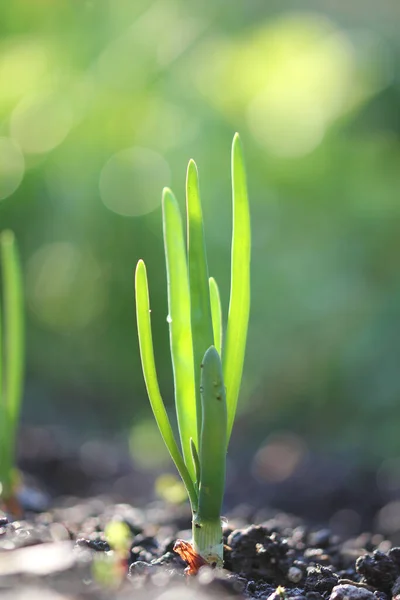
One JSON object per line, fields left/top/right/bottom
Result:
{"left": 135, "top": 259, "right": 198, "bottom": 510}
{"left": 186, "top": 160, "right": 214, "bottom": 443}
{"left": 223, "top": 133, "right": 251, "bottom": 444}
{"left": 162, "top": 188, "right": 197, "bottom": 481}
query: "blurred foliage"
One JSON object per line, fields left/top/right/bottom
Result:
{"left": 0, "top": 0, "right": 400, "bottom": 468}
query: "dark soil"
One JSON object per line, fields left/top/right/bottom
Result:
{"left": 1, "top": 497, "right": 400, "bottom": 600}
{"left": 1, "top": 428, "right": 398, "bottom": 599}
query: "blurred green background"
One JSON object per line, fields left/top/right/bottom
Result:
{"left": 1, "top": 0, "right": 400, "bottom": 476}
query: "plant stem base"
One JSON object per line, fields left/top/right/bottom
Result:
{"left": 192, "top": 517, "right": 224, "bottom": 567}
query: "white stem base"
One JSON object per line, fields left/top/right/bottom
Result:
{"left": 192, "top": 517, "right": 223, "bottom": 567}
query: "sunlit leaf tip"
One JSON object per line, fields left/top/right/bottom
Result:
{"left": 187, "top": 159, "right": 199, "bottom": 192}
{"left": 188, "top": 158, "right": 197, "bottom": 172}
{"left": 162, "top": 186, "right": 174, "bottom": 201}
{"left": 232, "top": 132, "right": 245, "bottom": 164}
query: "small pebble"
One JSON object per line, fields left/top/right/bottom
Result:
{"left": 288, "top": 566, "right": 304, "bottom": 584}
{"left": 330, "top": 584, "right": 375, "bottom": 600}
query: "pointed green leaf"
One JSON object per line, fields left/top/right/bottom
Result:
{"left": 209, "top": 277, "right": 222, "bottom": 356}
{"left": 223, "top": 133, "right": 251, "bottom": 444}
{"left": 135, "top": 259, "right": 198, "bottom": 510}
{"left": 186, "top": 160, "right": 214, "bottom": 443}
{"left": 162, "top": 188, "right": 197, "bottom": 481}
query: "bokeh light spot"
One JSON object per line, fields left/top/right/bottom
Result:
{"left": 378, "top": 501, "right": 400, "bottom": 534}
{"left": 245, "top": 16, "right": 355, "bottom": 156}
{"left": 0, "top": 137, "right": 25, "bottom": 200}
{"left": 252, "top": 432, "right": 307, "bottom": 483}
{"left": 26, "top": 242, "right": 107, "bottom": 333}
{"left": 155, "top": 474, "right": 187, "bottom": 504}
{"left": 0, "top": 39, "right": 49, "bottom": 106}
{"left": 99, "top": 146, "right": 170, "bottom": 216}
{"left": 129, "top": 419, "right": 169, "bottom": 469}
{"left": 194, "top": 13, "right": 378, "bottom": 157}
{"left": 11, "top": 92, "right": 73, "bottom": 154}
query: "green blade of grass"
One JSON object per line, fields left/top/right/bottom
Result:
{"left": 135, "top": 259, "right": 198, "bottom": 510}
{"left": 209, "top": 277, "right": 222, "bottom": 356}
{"left": 186, "top": 160, "right": 214, "bottom": 444}
{"left": 0, "top": 230, "right": 24, "bottom": 497}
{"left": 223, "top": 133, "right": 251, "bottom": 444}
{"left": 162, "top": 188, "right": 197, "bottom": 482}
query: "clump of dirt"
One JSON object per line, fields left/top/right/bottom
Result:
{"left": 1, "top": 498, "right": 400, "bottom": 600}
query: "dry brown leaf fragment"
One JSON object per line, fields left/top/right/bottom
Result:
{"left": 173, "top": 539, "right": 208, "bottom": 575}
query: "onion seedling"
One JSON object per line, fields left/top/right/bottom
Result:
{"left": 134, "top": 133, "right": 250, "bottom": 567}
{"left": 0, "top": 231, "right": 24, "bottom": 510}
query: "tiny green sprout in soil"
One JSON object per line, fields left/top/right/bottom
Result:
{"left": 135, "top": 133, "right": 251, "bottom": 568}
{"left": 0, "top": 230, "right": 25, "bottom": 513}
{"left": 91, "top": 521, "right": 132, "bottom": 588}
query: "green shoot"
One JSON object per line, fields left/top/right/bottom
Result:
{"left": 186, "top": 159, "right": 214, "bottom": 445}
{"left": 223, "top": 134, "right": 251, "bottom": 443}
{"left": 93, "top": 522, "right": 132, "bottom": 588}
{"left": 193, "top": 345, "right": 227, "bottom": 565}
{"left": 0, "top": 231, "right": 25, "bottom": 505}
{"left": 162, "top": 188, "right": 197, "bottom": 481}
{"left": 135, "top": 260, "right": 198, "bottom": 511}
{"left": 134, "top": 133, "right": 251, "bottom": 567}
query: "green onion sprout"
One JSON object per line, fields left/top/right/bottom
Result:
{"left": 134, "top": 133, "right": 251, "bottom": 567}
{"left": 0, "top": 231, "right": 25, "bottom": 505}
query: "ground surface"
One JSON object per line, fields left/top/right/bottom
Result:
{"left": 1, "top": 497, "right": 400, "bottom": 600}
